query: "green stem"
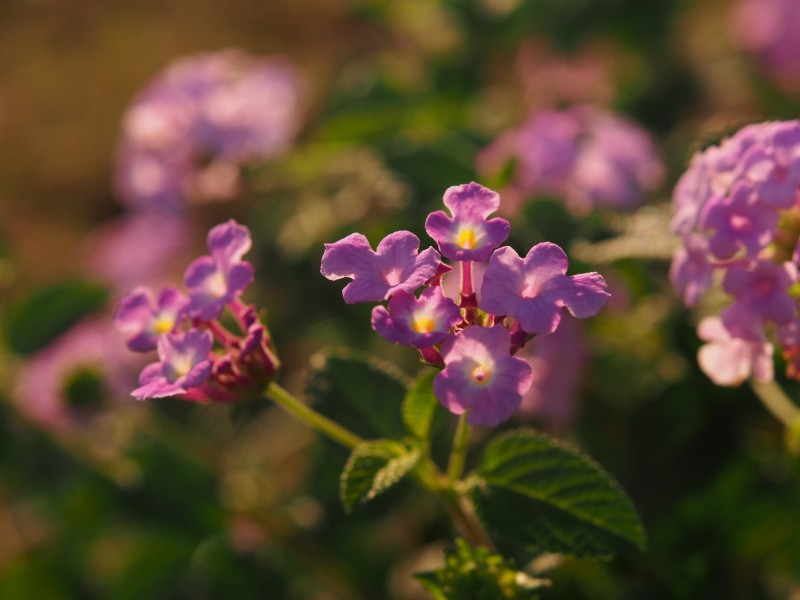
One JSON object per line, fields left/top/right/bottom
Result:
{"left": 266, "top": 382, "right": 363, "bottom": 450}
{"left": 439, "top": 486, "right": 497, "bottom": 551}
{"left": 447, "top": 414, "right": 470, "bottom": 482}
{"left": 750, "top": 379, "right": 800, "bottom": 428}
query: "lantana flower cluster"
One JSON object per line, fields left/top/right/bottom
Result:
{"left": 670, "top": 120, "right": 800, "bottom": 385}
{"left": 478, "top": 105, "right": 664, "bottom": 217}
{"left": 115, "top": 49, "right": 302, "bottom": 211}
{"left": 321, "top": 182, "right": 610, "bottom": 426}
{"left": 115, "top": 220, "right": 278, "bottom": 402}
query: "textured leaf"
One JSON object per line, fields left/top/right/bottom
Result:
{"left": 472, "top": 430, "right": 645, "bottom": 558}
{"left": 305, "top": 348, "right": 409, "bottom": 439}
{"left": 5, "top": 280, "right": 108, "bottom": 356}
{"left": 340, "top": 439, "right": 421, "bottom": 513}
{"left": 402, "top": 369, "right": 439, "bottom": 440}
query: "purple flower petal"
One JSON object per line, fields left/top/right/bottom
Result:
{"left": 479, "top": 243, "right": 610, "bottom": 334}
{"left": 208, "top": 219, "right": 252, "bottom": 264}
{"left": 321, "top": 231, "right": 440, "bottom": 304}
{"left": 433, "top": 324, "right": 533, "bottom": 426}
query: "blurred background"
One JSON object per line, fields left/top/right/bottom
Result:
{"left": 3, "top": 0, "right": 800, "bottom": 598}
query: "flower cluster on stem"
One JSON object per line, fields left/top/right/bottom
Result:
{"left": 321, "top": 182, "right": 610, "bottom": 426}
{"left": 670, "top": 120, "right": 800, "bottom": 386}
{"left": 115, "top": 219, "right": 278, "bottom": 402}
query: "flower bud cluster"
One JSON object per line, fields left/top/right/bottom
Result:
{"left": 115, "top": 220, "right": 278, "bottom": 402}
{"left": 321, "top": 183, "right": 610, "bottom": 426}
{"left": 670, "top": 120, "right": 800, "bottom": 385}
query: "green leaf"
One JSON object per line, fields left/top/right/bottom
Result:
{"left": 415, "top": 539, "right": 548, "bottom": 600}
{"left": 402, "top": 369, "right": 439, "bottom": 440}
{"left": 472, "top": 429, "right": 645, "bottom": 559}
{"left": 305, "top": 348, "right": 410, "bottom": 439}
{"left": 5, "top": 280, "right": 108, "bottom": 356}
{"left": 340, "top": 439, "right": 421, "bottom": 513}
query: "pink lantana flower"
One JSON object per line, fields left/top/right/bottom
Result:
{"left": 425, "top": 182, "right": 510, "bottom": 262}
{"left": 479, "top": 243, "right": 610, "bottom": 335}
{"left": 371, "top": 287, "right": 461, "bottom": 349}
{"left": 115, "top": 286, "right": 189, "bottom": 352}
{"left": 185, "top": 219, "right": 255, "bottom": 320}
{"left": 433, "top": 325, "right": 533, "bottom": 427}
{"left": 133, "top": 329, "right": 214, "bottom": 400}
{"left": 320, "top": 231, "right": 440, "bottom": 304}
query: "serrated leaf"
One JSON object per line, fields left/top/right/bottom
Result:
{"left": 5, "top": 280, "right": 108, "bottom": 356}
{"left": 305, "top": 348, "right": 409, "bottom": 439}
{"left": 472, "top": 430, "right": 645, "bottom": 559}
{"left": 402, "top": 369, "right": 439, "bottom": 440}
{"left": 340, "top": 439, "right": 421, "bottom": 512}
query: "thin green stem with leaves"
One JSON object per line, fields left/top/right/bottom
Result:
{"left": 264, "top": 380, "right": 498, "bottom": 550}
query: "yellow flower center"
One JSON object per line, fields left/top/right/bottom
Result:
{"left": 153, "top": 315, "right": 175, "bottom": 335}
{"left": 456, "top": 227, "right": 477, "bottom": 249}
{"left": 412, "top": 317, "right": 436, "bottom": 333}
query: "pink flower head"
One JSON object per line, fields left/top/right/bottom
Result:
{"left": 114, "top": 286, "right": 189, "bottom": 352}
{"left": 371, "top": 287, "right": 462, "bottom": 348}
{"left": 697, "top": 316, "right": 774, "bottom": 386}
{"left": 424, "top": 182, "right": 510, "bottom": 262}
{"left": 185, "top": 219, "right": 255, "bottom": 320}
{"left": 722, "top": 260, "right": 798, "bottom": 324}
{"left": 433, "top": 325, "right": 533, "bottom": 426}
{"left": 479, "top": 243, "right": 610, "bottom": 335}
{"left": 320, "top": 231, "right": 440, "bottom": 304}
{"left": 132, "top": 329, "right": 214, "bottom": 400}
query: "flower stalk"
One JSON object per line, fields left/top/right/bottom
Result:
{"left": 265, "top": 381, "right": 363, "bottom": 450}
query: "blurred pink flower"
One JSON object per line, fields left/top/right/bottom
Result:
{"left": 114, "top": 49, "right": 303, "bottom": 210}
{"left": 516, "top": 314, "right": 588, "bottom": 428}
{"left": 479, "top": 105, "right": 664, "bottom": 216}
{"left": 730, "top": 0, "right": 800, "bottom": 91}
{"left": 14, "top": 319, "right": 135, "bottom": 432}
